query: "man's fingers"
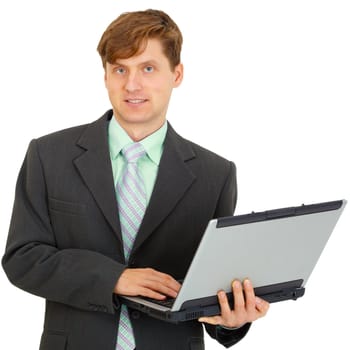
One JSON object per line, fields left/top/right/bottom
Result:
{"left": 255, "top": 297, "right": 270, "bottom": 316}
{"left": 198, "top": 279, "right": 270, "bottom": 328}
{"left": 114, "top": 268, "right": 181, "bottom": 298}
{"left": 243, "top": 279, "right": 256, "bottom": 315}
{"left": 145, "top": 269, "right": 181, "bottom": 292}
{"left": 142, "top": 268, "right": 181, "bottom": 297}
{"left": 138, "top": 287, "right": 167, "bottom": 300}
{"left": 198, "top": 315, "right": 222, "bottom": 325}
{"left": 142, "top": 279, "right": 178, "bottom": 298}
{"left": 217, "top": 290, "right": 232, "bottom": 319}
{"left": 232, "top": 280, "right": 245, "bottom": 313}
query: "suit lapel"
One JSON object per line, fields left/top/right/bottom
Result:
{"left": 131, "top": 124, "right": 196, "bottom": 255}
{"left": 72, "top": 113, "right": 196, "bottom": 257}
{"left": 73, "top": 111, "right": 123, "bottom": 247}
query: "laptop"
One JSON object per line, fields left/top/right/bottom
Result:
{"left": 120, "top": 199, "right": 346, "bottom": 323}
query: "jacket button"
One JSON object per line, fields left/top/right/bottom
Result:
{"left": 131, "top": 311, "right": 140, "bottom": 319}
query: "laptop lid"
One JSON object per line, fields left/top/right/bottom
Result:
{"left": 121, "top": 199, "right": 346, "bottom": 322}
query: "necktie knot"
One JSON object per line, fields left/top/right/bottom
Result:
{"left": 122, "top": 142, "right": 146, "bottom": 164}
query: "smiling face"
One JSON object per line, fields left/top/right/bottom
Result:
{"left": 104, "top": 39, "right": 183, "bottom": 140}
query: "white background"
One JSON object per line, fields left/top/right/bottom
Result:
{"left": 0, "top": 0, "right": 349, "bottom": 349}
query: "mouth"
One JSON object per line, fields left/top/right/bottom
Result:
{"left": 125, "top": 99, "right": 148, "bottom": 105}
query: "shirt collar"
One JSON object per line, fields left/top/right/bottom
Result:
{"left": 108, "top": 116, "right": 168, "bottom": 165}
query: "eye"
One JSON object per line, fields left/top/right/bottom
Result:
{"left": 144, "top": 66, "right": 154, "bottom": 73}
{"left": 114, "top": 67, "right": 126, "bottom": 75}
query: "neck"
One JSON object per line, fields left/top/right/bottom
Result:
{"left": 113, "top": 116, "right": 166, "bottom": 142}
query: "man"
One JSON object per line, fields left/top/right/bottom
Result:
{"left": 2, "top": 9, "right": 269, "bottom": 350}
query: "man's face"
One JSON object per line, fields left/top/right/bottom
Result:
{"left": 105, "top": 39, "right": 183, "bottom": 133}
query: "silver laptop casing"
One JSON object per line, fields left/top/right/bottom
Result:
{"left": 121, "top": 200, "right": 346, "bottom": 322}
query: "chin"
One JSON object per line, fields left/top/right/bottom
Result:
{"left": 118, "top": 112, "right": 156, "bottom": 123}
{"left": 125, "top": 116, "right": 152, "bottom": 124}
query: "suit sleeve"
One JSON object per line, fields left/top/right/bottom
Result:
{"left": 213, "top": 161, "right": 238, "bottom": 218}
{"left": 205, "top": 161, "right": 252, "bottom": 347}
{"left": 2, "top": 139, "right": 125, "bottom": 314}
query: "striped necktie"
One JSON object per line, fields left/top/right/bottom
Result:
{"left": 116, "top": 142, "right": 146, "bottom": 350}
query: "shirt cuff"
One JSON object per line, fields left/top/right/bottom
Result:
{"left": 218, "top": 323, "right": 246, "bottom": 331}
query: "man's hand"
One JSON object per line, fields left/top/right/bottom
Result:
{"left": 114, "top": 268, "right": 181, "bottom": 300}
{"left": 199, "top": 279, "right": 269, "bottom": 328}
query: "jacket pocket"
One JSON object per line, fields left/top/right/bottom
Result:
{"left": 49, "top": 197, "right": 86, "bottom": 216}
{"left": 189, "top": 337, "right": 204, "bottom": 350}
{"left": 39, "top": 331, "right": 67, "bottom": 350}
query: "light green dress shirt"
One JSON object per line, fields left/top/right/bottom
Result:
{"left": 108, "top": 117, "right": 168, "bottom": 203}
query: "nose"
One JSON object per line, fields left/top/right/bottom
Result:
{"left": 125, "top": 70, "right": 142, "bottom": 92}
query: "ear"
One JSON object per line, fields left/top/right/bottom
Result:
{"left": 104, "top": 70, "right": 107, "bottom": 87}
{"left": 173, "top": 63, "right": 184, "bottom": 88}
{"left": 104, "top": 63, "right": 111, "bottom": 87}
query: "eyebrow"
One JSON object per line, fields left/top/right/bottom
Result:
{"left": 112, "top": 59, "right": 160, "bottom": 68}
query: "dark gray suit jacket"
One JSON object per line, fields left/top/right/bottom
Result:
{"left": 2, "top": 110, "right": 250, "bottom": 350}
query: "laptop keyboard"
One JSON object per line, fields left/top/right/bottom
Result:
{"left": 142, "top": 280, "right": 182, "bottom": 308}
{"left": 144, "top": 297, "right": 175, "bottom": 308}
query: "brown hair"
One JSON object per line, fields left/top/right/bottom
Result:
{"left": 97, "top": 9, "right": 183, "bottom": 71}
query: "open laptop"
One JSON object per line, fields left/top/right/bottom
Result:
{"left": 120, "top": 199, "right": 346, "bottom": 323}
